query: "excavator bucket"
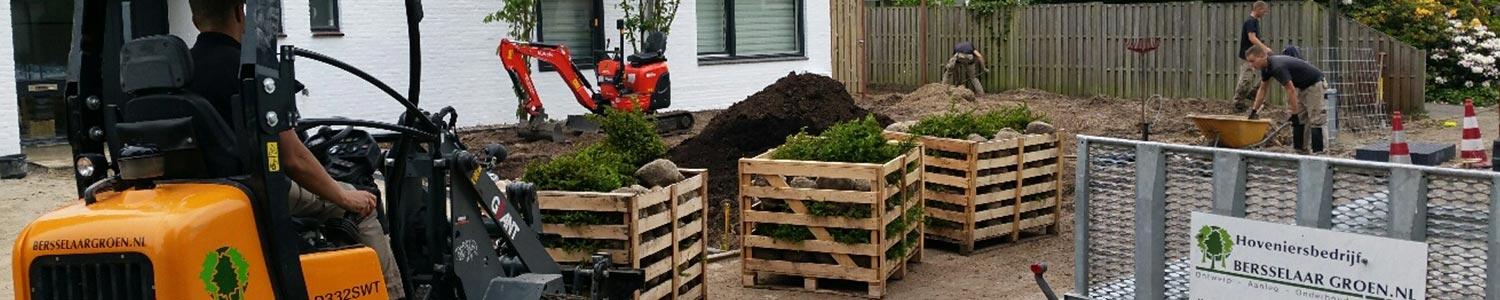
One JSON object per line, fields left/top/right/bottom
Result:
{"left": 517, "top": 117, "right": 570, "bottom": 143}
{"left": 563, "top": 115, "right": 601, "bottom": 134}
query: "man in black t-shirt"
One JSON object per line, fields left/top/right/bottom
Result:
{"left": 1246, "top": 46, "right": 1327, "bottom": 154}
{"left": 943, "top": 41, "right": 987, "bottom": 95}
{"left": 185, "top": 0, "right": 403, "bottom": 298}
{"left": 1233, "top": 1, "right": 1270, "bottom": 112}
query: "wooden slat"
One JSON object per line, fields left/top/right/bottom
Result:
{"left": 925, "top": 189, "right": 967, "bottom": 206}
{"left": 538, "top": 193, "right": 631, "bottom": 212}
{"left": 743, "top": 236, "right": 879, "bottom": 256}
{"left": 974, "top": 171, "right": 1020, "bottom": 186}
{"left": 975, "top": 155, "right": 1020, "bottom": 170}
{"left": 547, "top": 248, "right": 628, "bottom": 264}
{"left": 675, "top": 197, "right": 705, "bottom": 219}
{"left": 640, "top": 279, "right": 672, "bottom": 300}
{"left": 741, "top": 156, "right": 881, "bottom": 180}
{"left": 975, "top": 205, "right": 1018, "bottom": 222}
{"left": 926, "top": 172, "right": 968, "bottom": 188}
{"left": 633, "top": 187, "right": 672, "bottom": 210}
{"left": 636, "top": 211, "right": 672, "bottom": 235}
{"left": 635, "top": 234, "right": 673, "bottom": 258}
{"left": 542, "top": 224, "right": 629, "bottom": 240}
{"left": 740, "top": 186, "right": 878, "bottom": 204}
{"left": 744, "top": 258, "right": 879, "bottom": 282}
{"left": 926, "top": 156, "right": 970, "bottom": 171}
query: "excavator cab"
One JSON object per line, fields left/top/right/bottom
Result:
{"left": 12, "top": 0, "right": 643, "bottom": 299}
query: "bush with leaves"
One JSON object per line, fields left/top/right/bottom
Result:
{"left": 522, "top": 144, "right": 634, "bottom": 192}
{"left": 907, "top": 105, "right": 1047, "bottom": 139}
{"left": 482, "top": 0, "right": 537, "bottom": 41}
{"left": 773, "top": 115, "right": 917, "bottom": 164}
{"left": 619, "top": 0, "right": 681, "bottom": 53}
{"left": 596, "top": 110, "right": 667, "bottom": 166}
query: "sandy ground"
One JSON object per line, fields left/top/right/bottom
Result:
{"left": 1, "top": 88, "right": 1489, "bottom": 299}
{"left": 0, "top": 169, "right": 80, "bottom": 299}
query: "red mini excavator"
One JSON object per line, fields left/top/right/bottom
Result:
{"left": 498, "top": 20, "right": 693, "bottom": 141}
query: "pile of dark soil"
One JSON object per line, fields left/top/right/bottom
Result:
{"left": 668, "top": 72, "right": 890, "bottom": 247}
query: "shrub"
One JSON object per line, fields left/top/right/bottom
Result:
{"left": 757, "top": 223, "right": 814, "bottom": 242}
{"left": 1428, "top": 85, "right": 1500, "bottom": 106}
{"left": 597, "top": 110, "right": 667, "bottom": 166}
{"left": 522, "top": 144, "right": 634, "bottom": 192}
{"left": 907, "top": 105, "right": 1047, "bottom": 139}
{"left": 773, "top": 115, "right": 917, "bottom": 164}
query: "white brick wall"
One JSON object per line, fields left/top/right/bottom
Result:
{"left": 166, "top": 0, "right": 832, "bottom": 128}
{"left": 0, "top": 0, "right": 21, "bottom": 156}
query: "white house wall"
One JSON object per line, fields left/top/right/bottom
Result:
{"left": 0, "top": 0, "right": 20, "bottom": 157}
{"left": 167, "top": 0, "right": 832, "bottom": 129}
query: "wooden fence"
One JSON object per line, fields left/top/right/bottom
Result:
{"left": 852, "top": 2, "right": 1427, "bottom": 114}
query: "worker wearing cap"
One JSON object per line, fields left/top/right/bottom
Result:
{"left": 943, "top": 41, "right": 988, "bottom": 96}
{"left": 1246, "top": 45, "right": 1327, "bottom": 154}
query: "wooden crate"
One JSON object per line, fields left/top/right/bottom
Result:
{"left": 536, "top": 169, "right": 709, "bottom": 300}
{"left": 738, "top": 146, "right": 924, "bottom": 299}
{"left": 884, "top": 131, "right": 1063, "bottom": 255}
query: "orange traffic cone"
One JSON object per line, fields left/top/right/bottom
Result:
{"left": 1391, "top": 111, "right": 1411, "bottom": 164}
{"left": 1461, "top": 98, "right": 1491, "bottom": 168}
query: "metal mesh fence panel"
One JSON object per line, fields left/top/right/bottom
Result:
{"left": 1425, "top": 176, "right": 1490, "bottom": 297}
{"left": 1242, "top": 158, "right": 1299, "bottom": 224}
{"left": 1161, "top": 152, "right": 1214, "bottom": 299}
{"left": 1312, "top": 47, "right": 1387, "bottom": 132}
{"left": 1085, "top": 143, "right": 1138, "bottom": 299}
{"left": 1329, "top": 166, "right": 1391, "bottom": 236}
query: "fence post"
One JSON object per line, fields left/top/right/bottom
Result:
{"left": 1295, "top": 160, "right": 1334, "bottom": 228}
{"left": 1073, "top": 138, "right": 1092, "bottom": 296}
{"left": 1487, "top": 176, "right": 1500, "bottom": 299}
{"left": 1211, "top": 152, "right": 1247, "bottom": 217}
{"left": 919, "top": 0, "right": 929, "bottom": 84}
{"left": 1133, "top": 144, "right": 1167, "bottom": 300}
{"left": 1386, "top": 168, "right": 1428, "bottom": 241}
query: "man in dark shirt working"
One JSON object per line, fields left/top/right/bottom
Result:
{"left": 1233, "top": 1, "right": 1270, "bottom": 112}
{"left": 1246, "top": 45, "right": 1327, "bottom": 154}
{"left": 185, "top": 0, "right": 404, "bottom": 298}
{"left": 943, "top": 41, "right": 987, "bottom": 95}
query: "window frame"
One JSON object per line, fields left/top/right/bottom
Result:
{"left": 535, "top": 0, "right": 606, "bottom": 71}
{"left": 697, "top": 0, "right": 807, "bottom": 63}
{"left": 310, "top": 0, "right": 342, "bottom": 35}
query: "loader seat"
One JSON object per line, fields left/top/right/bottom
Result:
{"left": 627, "top": 31, "right": 668, "bottom": 66}
{"left": 116, "top": 35, "right": 243, "bottom": 180}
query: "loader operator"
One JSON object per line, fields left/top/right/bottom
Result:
{"left": 185, "top": 0, "right": 405, "bottom": 298}
{"left": 943, "top": 41, "right": 987, "bottom": 96}
{"left": 1245, "top": 45, "right": 1327, "bottom": 154}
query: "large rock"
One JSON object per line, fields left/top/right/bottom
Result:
{"left": 885, "top": 121, "right": 917, "bottom": 133}
{"left": 816, "top": 177, "right": 872, "bottom": 191}
{"left": 967, "top": 133, "right": 989, "bottom": 142}
{"left": 993, "top": 128, "right": 1023, "bottom": 141}
{"left": 635, "top": 159, "right": 686, "bottom": 188}
{"left": 789, "top": 177, "right": 818, "bottom": 189}
{"left": 1025, "top": 121, "right": 1056, "bottom": 134}
{"left": 612, "top": 184, "right": 651, "bottom": 194}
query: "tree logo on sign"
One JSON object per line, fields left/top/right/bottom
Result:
{"left": 1196, "top": 225, "right": 1233, "bottom": 269}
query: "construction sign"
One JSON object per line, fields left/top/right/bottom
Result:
{"left": 1189, "top": 212, "right": 1428, "bottom": 300}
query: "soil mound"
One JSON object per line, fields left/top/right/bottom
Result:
{"left": 669, "top": 73, "right": 890, "bottom": 227}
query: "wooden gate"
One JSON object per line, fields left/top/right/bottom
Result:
{"left": 830, "top": 0, "right": 865, "bottom": 95}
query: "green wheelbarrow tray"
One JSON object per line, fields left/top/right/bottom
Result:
{"left": 1188, "top": 114, "right": 1275, "bottom": 148}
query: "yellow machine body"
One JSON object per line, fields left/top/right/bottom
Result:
{"left": 11, "top": 182, "right": 387, "bottom": 300}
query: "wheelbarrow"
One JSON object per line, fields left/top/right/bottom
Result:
{"left": 1188, "top": 114, "right": 1291, "bottom": 149}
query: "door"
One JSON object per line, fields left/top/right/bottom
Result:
{"left": 10, "top": 0, "right": 74, "bottom": 145}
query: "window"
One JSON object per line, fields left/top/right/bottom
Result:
{"left": 698, "top": 0, "right": 804, "bottom": 60}
{"left": 537, "top": 0, "right": 604, "bottom": 69}
{"left": 310, "top": 0, "right": 340, "bottom": 33}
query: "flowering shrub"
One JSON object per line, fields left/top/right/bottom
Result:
{"left": 1426, "top": 18, "right": 1500, "bottom": 104}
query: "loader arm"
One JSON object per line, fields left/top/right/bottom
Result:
{"left": 497, "top": 39, "right": 603, "bottom": 117}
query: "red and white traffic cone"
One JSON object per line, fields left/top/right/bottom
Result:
{"left": 1461, "top": 98, "right": 1491, "bottom": 168}
{"left": 1391, "top": 111, "right": 1411, "bottom": 164}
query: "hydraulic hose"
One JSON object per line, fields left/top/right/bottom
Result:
{"left": 287, "top": 47, "right": 440, "bottom": 133}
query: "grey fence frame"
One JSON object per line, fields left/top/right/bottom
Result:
{"left": 1071, "top": 135, "right": 1499, "bottom": 299}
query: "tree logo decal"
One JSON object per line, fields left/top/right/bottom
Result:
{"left": 200, "top": 246, "right": 251, "bottom": 300}
{"left": 1196, "top": 225, "right": 1233, "bottom": 269}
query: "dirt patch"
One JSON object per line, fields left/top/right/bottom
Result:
{"left": 668, "top": 73, "right": 892, "bottom": 248}
{"left": 0, "top": 169, "right": 81, "bottom": 299}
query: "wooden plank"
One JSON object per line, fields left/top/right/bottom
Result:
{"left": 675, "top": 197, "right": 704, "bottom": 219}
{"left": 640, "top": 279, "right": 672, "bottom": 300}
{"left": 538, "top": 193, "right": 631, "bottom": 212}
{"left": 547, "top": 248, "right": 628, "bottom": 264}
{"left": 926, "top": 156, "right": 970, "bottom": 171}
{"left": 975, "top": 155, "right": 1020, "bottom": 170}
{"left": 740, "top": 186, "right": 879, "bottom": 204}
{"left": 542, "top": 224, "right": 629, "bottom": 240}
{"left": 974, "top": 189, "right": 1016, "bottom": 206}
{"left": 743, "top": 235, "right": 879, "bottom": 256}
{"left": 926, "top": 189, "right": 968, "bottom": 206}
{"left": 743, "top": 258, "right": 880, "bottom": 282}
{"left": 635, "top": 234, "right": 673, "bottom": 259}
{"left": 633, "top": 187, "right": 672, "bottom": 211}
{"left": 636, "top": 210, "right": 672, "bottom": 235}
{"left": 975, "top": 205, "right": 1018, "bottom": 222}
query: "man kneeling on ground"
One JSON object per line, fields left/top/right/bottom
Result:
{"left": 1245, "top": 45, "right": 1327, "bottom": 154}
